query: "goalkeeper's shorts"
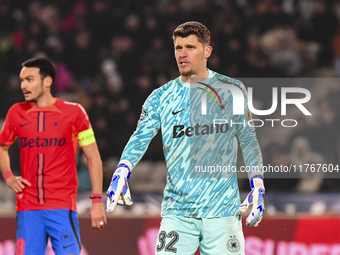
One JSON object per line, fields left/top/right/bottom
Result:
{"left": 16, "top": 209, "right": 81, "bottom": 255}
{"left": 155, "top": 215, "right": 245, "bottom": 255}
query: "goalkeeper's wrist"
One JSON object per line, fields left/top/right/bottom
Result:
{"left": 114, "top": 160, "right": 132, "bottom": 180}
{"left": 3, "top": 170, "right": 14, "bottom": 182}
{"left": 250, "top": 175, "right": 264, "bottom": 189}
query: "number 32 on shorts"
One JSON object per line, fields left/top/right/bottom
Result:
{"left": 156, "top": 231, "right": 179, "bottom": 253}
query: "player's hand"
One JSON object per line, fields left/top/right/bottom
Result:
{"left": 90, "top": 202, "right": 107, "bottom": 230}
{"left": 106, "top": 163, "right": 133, "bottom": 213}
{"left": 6, "top": 176, "right": 31, "bottom": 193}
{"left": 239, "top": 176, "right": 265, "bottom": 227}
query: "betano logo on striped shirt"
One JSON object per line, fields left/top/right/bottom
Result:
{"left": 20, "top": 137, "right": 66, "bottom": 148}
{"left": 172, "top": 123, "right": 229, "bottom": 138}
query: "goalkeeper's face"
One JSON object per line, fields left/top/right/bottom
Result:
{"left": 174, "top": 35, "right": 212, "bottom": 80}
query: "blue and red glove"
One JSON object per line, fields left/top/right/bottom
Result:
{"left": 239, "top": 176, "right": 265, "bottom": 227}
{"left": 106, "top": 163, "right": 133, "bottom": 213}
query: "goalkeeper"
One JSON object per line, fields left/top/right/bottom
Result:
{"left": 107, "top": 21, "right": 264, "bottom": 255}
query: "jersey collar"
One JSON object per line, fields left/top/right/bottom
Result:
{"left": 178, "top": 69, "right": 214, "bottom": 87}
{"left": 27, "top": 98, "right": 62, "bottom": 113}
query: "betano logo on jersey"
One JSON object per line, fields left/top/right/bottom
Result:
{"left": 173, "top": 123, "right": 229, "bottom": 138}
{"left": 20, "top": 137, "right": 66, "bottom": 148}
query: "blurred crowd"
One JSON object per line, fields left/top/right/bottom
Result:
{"left": 0, "top": 0, "right": 340, "bottom": 196}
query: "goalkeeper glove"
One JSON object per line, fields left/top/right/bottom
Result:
{"left": 106, "top": 163, "right": 133, "bottom": 213}
{"left": 239, "top": 175, "right": 265, "bottom": 227}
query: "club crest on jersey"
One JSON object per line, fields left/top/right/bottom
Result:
{"left": 50, "top": 116, "right": 62, "bottom": 130}
{"left": 215, "top": 100, "right": 230, "bottom": 115}
{"left": 226, "top": 235, "right": 240, "bottom": 253}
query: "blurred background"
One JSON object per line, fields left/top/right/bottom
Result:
{"left": 0, "top": 0, "right": 340, "bottom": 253}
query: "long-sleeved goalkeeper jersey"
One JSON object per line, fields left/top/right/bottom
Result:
{"left": 121, "top": 69, "right": 263, "bottom": 218}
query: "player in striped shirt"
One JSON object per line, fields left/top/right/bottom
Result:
{"left": 0, "top": 57, "right": 106, "bottom": 255}
{"left": 106, "top": 22, "right": 265, "bottom": 254}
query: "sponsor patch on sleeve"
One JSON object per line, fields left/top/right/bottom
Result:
{"left": 137, "top": 107, "right": 149, "bottom": 127}
{"left": 139, "top": 107, "right": 148, "bottom": 122}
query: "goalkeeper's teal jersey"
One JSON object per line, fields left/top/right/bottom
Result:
{"left": 121, "top": 69, "right": 263, "bottom": 218}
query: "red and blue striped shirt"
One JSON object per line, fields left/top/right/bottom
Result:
{"left": 0, "top": 98, "right": 91, "bottom": 212}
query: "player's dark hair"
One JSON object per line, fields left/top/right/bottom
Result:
{"left": 22, "top": 57, "right": 56, "bottom": 85}
{"left": 172, "top": 21, "right": 210, "bottom": 45}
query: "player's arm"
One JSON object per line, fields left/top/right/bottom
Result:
{"left": 0, "top": 106, "right": 31, "bottom": 192}
{"left": 235, "top": 84, "right": 265, "bottom": 227}
{"left": 237, "top": 124, "right": 265, "bottom": 227}
{"left": 106, "top": 91, "right": 161, "bottom": 213}
{"left": 0, "top": 143, "right": 31, "bottom": 192}
{"left": 79, "top": 128, "right": 107, "bottom": 230}
{"left": 0, "top": 106, "right": 31, "bottom": 191}
{"left": 120, "top": 91, "right": 161, "bottom": 167}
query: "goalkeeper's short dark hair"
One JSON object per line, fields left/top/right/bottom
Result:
{"left": 172, "top": 21, "right": 210, "bottom": 46}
